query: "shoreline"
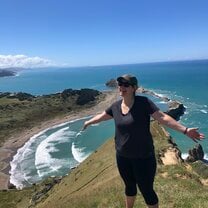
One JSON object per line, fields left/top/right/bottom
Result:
{"left": 0, "top": 87, "right": 188, "bottom": 190}
{"left": 0, "top": 90, "right": 119, "bottom": 190}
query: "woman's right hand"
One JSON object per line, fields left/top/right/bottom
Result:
{"left": 81, "top": 111, "right": 112, "bottom": 131}
{"left": 82, "top": 121, "right": 89, "bottom": 131}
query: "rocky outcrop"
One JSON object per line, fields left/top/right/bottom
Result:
{"left": 165, "top": 101, "right": 186, "bottom": 121}
{"left": 160, "top": 146, "right": 183, "bottom": 165}
{"left": 140, "top": 88, "right": 185, "bottom": 120}
{"left": 105, "top": 79, "right": 117, "bottom": 88}
{"left": 61, "top": 88, "right": 100, "bottom": 105}
{"left": 158, "top": 132, "right": 183, "bottom": 166}
{"left": 61, "top": 89, "right": 81, "bottom": 98}
{"left": 141, "top": 89, "right": 170, "bottom": 102}
{"left": 76, "top": 89, "right": 100, "bottom": 105}
{"left": 185, "top": 144, "right": 204, "bottom": 163}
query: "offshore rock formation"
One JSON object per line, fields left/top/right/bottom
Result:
{"left": 166, "top": 101, "right": 186, "bottom": 121}
{"left": 185, "top": 144, "right": 204, "bottom": 163}
{"left": 105, "top": 79, "right": 117, "bottom": 88}
{"left": 0, "top": 69, "right": 16, "bottom": 77}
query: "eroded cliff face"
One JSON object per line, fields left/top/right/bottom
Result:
{"left": 166, "top": 101, "right": 186, "bottom": 121}
{"left": 185, "top": 144, "right": 205, "bottom": 163}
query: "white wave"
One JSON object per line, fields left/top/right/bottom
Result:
{"left": 204, "top": 105, "right": 207, "bottom": 108}
{"left": 204, "top": 154, "right": 208, "bottom": 160}
{"left": 71, "top": 142, "right": 90, "bottom": 163}
{"left": 75, "top": 131, "right": 82, "bottom": 137}
{"left": 35, "top": 127, "right": 75, "bottom": 178}
{"left": 147, "top": 88, "right": 175, "bottom": 101}
{"left": 153, "top": 92, "right": 166, "bottom": 98}
{"left": 158, "top": 101, "right": 166, "bottom": 104}
{"left": 200, "top": 109, "right": 207, "bottom": 114}
{"left": 75, "top": 130, "right": 85, "bottom": 138}
{"left": 9, "top": 116, "right": 94, "bottom": 189}
{"left": 9, "top": 133, "right": 47, "bottom": 189}
{"left": 181, "top": 153, "right": 189, "bottom": 159}
{"left": 181, "top": 153, "right": 208, "bottom": 161}
{"left": 91, "top": 123, "right": 100, "bottom": 126}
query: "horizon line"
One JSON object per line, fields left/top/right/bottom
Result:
{"left": 1, "top": 58, "right": 208, "bottom": 70}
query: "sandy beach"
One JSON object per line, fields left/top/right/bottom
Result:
{"left": 0, "top": 90, "right": 119, "bottom": 190}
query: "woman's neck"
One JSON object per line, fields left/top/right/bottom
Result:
{"left": 122, "top": 95, "right": 135, "bottom": 106}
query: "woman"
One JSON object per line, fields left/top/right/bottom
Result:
{"left": 83, "top": 74, "right": 204, "bottom": 208}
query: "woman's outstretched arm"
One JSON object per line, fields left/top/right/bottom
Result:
{"left": 151, "top": 110, "right": 205, "bottom": 143}
{"left": 82, "top": 111, "right": 112, "bottom": 130}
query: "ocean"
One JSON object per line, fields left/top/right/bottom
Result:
{"left": 1, "top": 60, "right": 207, "bottom": 189}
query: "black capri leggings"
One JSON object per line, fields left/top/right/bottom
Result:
{"left": 116, "top": 153, "right": 159, "bottom": 205}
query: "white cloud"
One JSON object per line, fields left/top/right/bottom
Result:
{"left": 0, "top": 54, "right": 55, "bottom": 68}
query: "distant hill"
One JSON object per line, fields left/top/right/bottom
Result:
{"left": 0, "top": 67, "right": 26, "bottom": 77}
{"left": 0, "top": 69, "right": 16, "bottom": 77}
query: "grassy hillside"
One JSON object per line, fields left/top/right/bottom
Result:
{"left": 1, "top": 121, "right": 208, "bottom": 208}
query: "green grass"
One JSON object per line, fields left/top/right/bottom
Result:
{"left": 34, "top": 121, "right": 208, "bottom": 208}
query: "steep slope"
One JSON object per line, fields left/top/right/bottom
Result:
{"left": 1, "top": 120, "right": 208, "bottom": 208}
{"left": 34, "top": 121, "right": 208, "bottom": 208}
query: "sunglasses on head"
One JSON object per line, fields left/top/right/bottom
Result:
{"left": 118, "top": 82, "right": 132, "bottom": 87}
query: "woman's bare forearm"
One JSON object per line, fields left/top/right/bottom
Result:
{"left": 152, "top": 111, "right": 186, "bottom": 133}
{"left": 83, "top": 111, "right": 112, "bottom": 129}
{"left": 151, "top": 110, "right": 205, "bottom": 142}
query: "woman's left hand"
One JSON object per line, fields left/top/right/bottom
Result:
{"left": 186, "top": 127, "right": 205, "bottom": 143}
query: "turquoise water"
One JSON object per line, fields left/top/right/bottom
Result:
{"left": 1, "top": 60, "right": 208, "bottom": 188}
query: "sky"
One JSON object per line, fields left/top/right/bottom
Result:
{"left": 0, "top": 0, "right": 208, "bottom": 68}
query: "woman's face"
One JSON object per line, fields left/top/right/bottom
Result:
{"left": 118, "top": 82, "right": 137, "bottom": 97}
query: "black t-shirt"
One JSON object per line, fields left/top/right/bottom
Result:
{"left": 105, "top": 96, "right": 159, "bottom": 158}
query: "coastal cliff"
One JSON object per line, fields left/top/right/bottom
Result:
{"left": 0, "top": 88, "right": 208, "bottom": 208}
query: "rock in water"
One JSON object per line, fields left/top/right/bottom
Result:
{"left": 185, "top": 144, "right": 204, "bottom": 163}
{"left": 105, "top": 79, "right": 117, "bottom": 88}
{"left": 166, "top": 102, "right": 186, "bottom": 121}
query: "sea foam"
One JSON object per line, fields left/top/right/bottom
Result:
{"left": 181, "top": 153, "right": 208, "bottom": 160}
{"left": 10, "top": 116, "right": 92, "bottom": 189}
{"left": 200, "top": 109, "right": 207, "bottom": 114}
{"left": 35, "top": 127, "right": 74, "bottom": 178}
{"left": 71, "top": 142, "right": 90, "bottom": 163}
